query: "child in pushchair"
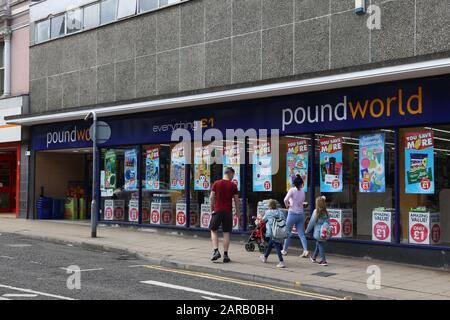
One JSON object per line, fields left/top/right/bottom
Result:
{"left": 245, "top": 214, "right": 267, "bottom": 253}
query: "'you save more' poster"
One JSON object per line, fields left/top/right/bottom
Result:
{"left": 145, "top": 147, "right": 160, "bottom": 190}
{"left": 124, "top": 149, "right": 138, "bottom": 191}
{"left": 405, "top": 131, "right": 434, "bottom": 194}
{"left": 359, "top": 134, "right": 385, "bottom": 193}
{"left": 194, "top": 146, "right": 211, "bottom": 191}
{"left": 223, "top": 142, "right": 241, "bottom": 191}
{"left": 253, "top": 141, "right": 272, "bottom": 192}
{"left": 319, "top": 137, "right": 343, "bottom": 193}
{"left": 170, "top": 146, "right": 186, "bottom": 190}
{"left": 286, "top": 139, "right": 308, "bottom": 192}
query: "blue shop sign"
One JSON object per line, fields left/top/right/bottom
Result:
{"left": 32, "top": 75, "right": 450, "bottom": 151}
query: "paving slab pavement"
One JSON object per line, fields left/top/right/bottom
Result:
{"left": 0, "top": 217, "right": 449, "bottom": 300}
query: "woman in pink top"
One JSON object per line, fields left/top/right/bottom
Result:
{"left": 282, "top": 175, "right": 309, "bottom": 257}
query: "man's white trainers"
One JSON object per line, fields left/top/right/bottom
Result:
{"left": 281, "top": 250, "right": 288, "bottom": 255}
{"left": 259, "top": 255, "right": 267, "bottom": 263}
{"left": 276, "top": 261, "right": 286, "bottom": 268}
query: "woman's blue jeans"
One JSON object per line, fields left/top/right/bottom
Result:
{"left": 283, "top": 210, "right": 308, "bottom": 252}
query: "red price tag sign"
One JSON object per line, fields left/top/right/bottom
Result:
{"left": 264, "top": 181, "right": 271, "bottom": 190}
{"left": 151, "top": 210, "right": 160, "bottom": 223}
{"left": 105, "top": 207, "right": 113, "bottom": 219}
{"left": 420, "top": 178, "right": 431, "bottom": 191}
{"left": 431, "top": 224, "right": 441, "bottom": 243}
{"left": 343, "top": 219, "right": 352, "bottom": 237}
{"left": 130, "top": 208, "right": 138, "bottom": 221}
{"left": 177, "top": 211, "right": 186, "bottom": 225}
{"left": 361, "top": 179, "right": 370, "bottom": 191}
{"left": 374, "top": 222, "right": 389, "bottom": 241}
{"left": 410, "top": 223, "right": 428, "bottom": 243}
{"left": 202, "top": 213, "right": 210, "bottom": 227}
{"left": 332, "top": 179, "right": 340, "bottom": 190}
{"left": 329, "top": 219, "right": 340, "bottom": 237}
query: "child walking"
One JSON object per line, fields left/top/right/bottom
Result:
{"left": 306, "top": 196, "right": 330, "bottom": 266}
{"left": 259, "top": 199, "right": 286, "bottom": 268}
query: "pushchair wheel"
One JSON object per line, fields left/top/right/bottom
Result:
{"left": 258, "top": 244, "right": 266, "bottom": 253}
{"left": 245, "top": 242, "right": 255, "bottom": 252}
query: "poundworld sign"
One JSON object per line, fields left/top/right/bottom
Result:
{"left": 32, "top": 75, "right": 450, "bottom": 151}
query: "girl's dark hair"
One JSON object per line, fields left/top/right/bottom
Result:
{"left": 293, "top": 174, "right": 304, "bottom": 190}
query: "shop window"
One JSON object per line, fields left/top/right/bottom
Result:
{"left": 36, "top": 19, "right": 50, "bottom": 43}
{"left": 189, "top": 140, "right": 244, "bottom": 230}
{"left": 246, "top": 136, "right": 311, "bottom": 229}
{"left": 100, "top": 147, "right": 140, "bottom": 223}
{"left": 84, "top": 3, "right": 100, "bottom": 29}
{"left": 140, "top": 143, "right": 187, "bottom": 226}
{"left": 399, "top": 126, "right": 450, "bottom": 247}
{"left": 314, "top": 130, "right": 395, "bottom": 241}
{"left": 139, "top": 0, "right": 158, "bottom": 12}
{"left": 117, "top": 0, "right": 137, "bottom": 19}
{"left": 101, "top": 0, "right": 118, "bottom": 25}
{"left": 50, "top": 15, "right": 65, "bottom": 39}
{"left": 66, "top": 8, "right": 83, "bottom": 34}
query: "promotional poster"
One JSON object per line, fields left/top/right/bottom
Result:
{"left": 223, "top": 142, "right": 241, "bottom": 191}
{"left": 319, "top": 137, "right": 343, "bottom": 193}
{"left": 170, "top": 146, "right": 186, "bottom": 190}
{"left": 252, "top": 141, "right": 272, "bottom": 192}
{"left": 124, "top": 149, "right": 138, "bottom": 191}
{"left": 405, "top": 131, "right": 435, "bottom": 194}
{"left": 286, "top": 139, "right": 309, "bottom": 192}
{"left": 104, "top": 150, "right": 117, "bottom": 190}
{"left": 359, "top": 134, "right": 385, "bottom": 193}
{"left": 194, "top": 145, "right": 211, "bottom": 191}
{"left": 145, "top": 147, "right": 160, "bottom": 190}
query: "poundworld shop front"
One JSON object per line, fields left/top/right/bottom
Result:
{"left": 21, "top": 74, "right": 450, "bottom": 267}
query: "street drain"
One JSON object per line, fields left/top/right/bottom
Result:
{"left": 312, "top": 272, "right": 336, "bottom": 277}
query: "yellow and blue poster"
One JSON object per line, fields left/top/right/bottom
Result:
{"left": 286, "top": 139, "right": 308, "bottom": 192}
{"left": 223, "top": 143, "right": 241, "bottom": 191}
{"left": 359, "top": 134, "right": 385, "bottom": 193}
{"left": 170, "top": 146, "right": 186, "bottom": 190}
{"left": 194, "top": 146, "right": 211, "bottom": 191}
{"left": 145, "top": 147, "right": 160, "bottom": 190}
{"left": 319, "top": 137, "right": 343, "bottom": 193}
{"left": 104, "top": 150, "right": 117, "bottom": 190}
{"left": 253, "top": 141, "right": 272, "bottom": 192}
{"left": 124, "top": 149, "right": 138, "bottom": 191}
{"left": 405, "top": 131, "right": 434, "bottom": 194}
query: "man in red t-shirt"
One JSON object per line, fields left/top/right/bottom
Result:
{"left": 209, "top": 167, "right": 239, "bottom": 263}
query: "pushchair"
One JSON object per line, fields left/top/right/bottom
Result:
{"left": 244, "top": 216, "right": 267, "bottom": 253}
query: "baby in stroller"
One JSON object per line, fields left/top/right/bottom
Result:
{"left": 245, "top": 213, "right": 267, "bottom": 253}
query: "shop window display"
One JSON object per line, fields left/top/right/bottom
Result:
{"left": 100, "top": 147, "right": 140, "bottom": 223}
{"left": 400, "top": 126, "right": 450, "bottom": 247}
{"left": 246, "top": 136, "right": 311, "bottom": 231}
{"left": 141, "top": 144, "right": 187, "bottom": 226}
{"left": 314, "top": 130, "right": 395, "bottom": 241}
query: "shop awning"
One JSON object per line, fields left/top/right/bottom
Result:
{"left": 7, "top": 57, "right": 450, "bottom": 126}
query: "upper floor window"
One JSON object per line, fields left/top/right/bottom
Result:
{"left": 36, "top": 19, "right": 50, "bottom": 43}
{"left": 160, "top": 0, "right": 180, "bottom": 6}
{"left": 139, "top": 0, "right": 158, "bottom": 13}
{"left": 100, "top": 0, "right": 118, "bottom": 25}
{"left": 84, "top": 3, "right": 100, "bottom": 29}
{"left": 50, "top": 15, "right": 65, "bottom": 39}
{"left": 66, "top": 8, "right": 83, "bottom": 34}
{"left": 117, "top": 0, "right": 137, "bottom": 19}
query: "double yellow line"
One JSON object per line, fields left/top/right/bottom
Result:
{"left": 145, "top": 265, "right": 344, "bottom": 300}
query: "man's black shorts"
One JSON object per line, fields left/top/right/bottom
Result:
{"left": 209, "top": 211, "right": 233, "bottom": 232}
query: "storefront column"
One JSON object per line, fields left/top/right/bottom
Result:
{"left": 137, "top": 145, "right": 143, "bottom": 225}
{"left": 394, "top": 129, "right": 401, "bottom": 244}
{"left": 309, "top": 134, "right": 316, "bottom": 213}
{"left": 96, "top": 147, "right": 101, "bottom": 222}
{"left": 185, "top": 163, "right": 191, "bottom": 228}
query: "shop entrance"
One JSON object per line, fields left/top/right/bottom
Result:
{"left": 34, "top": 149, "right": 93, "bottom": 220}
{"left": 0, "top": 152, "right": 16, "bottom": 213}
